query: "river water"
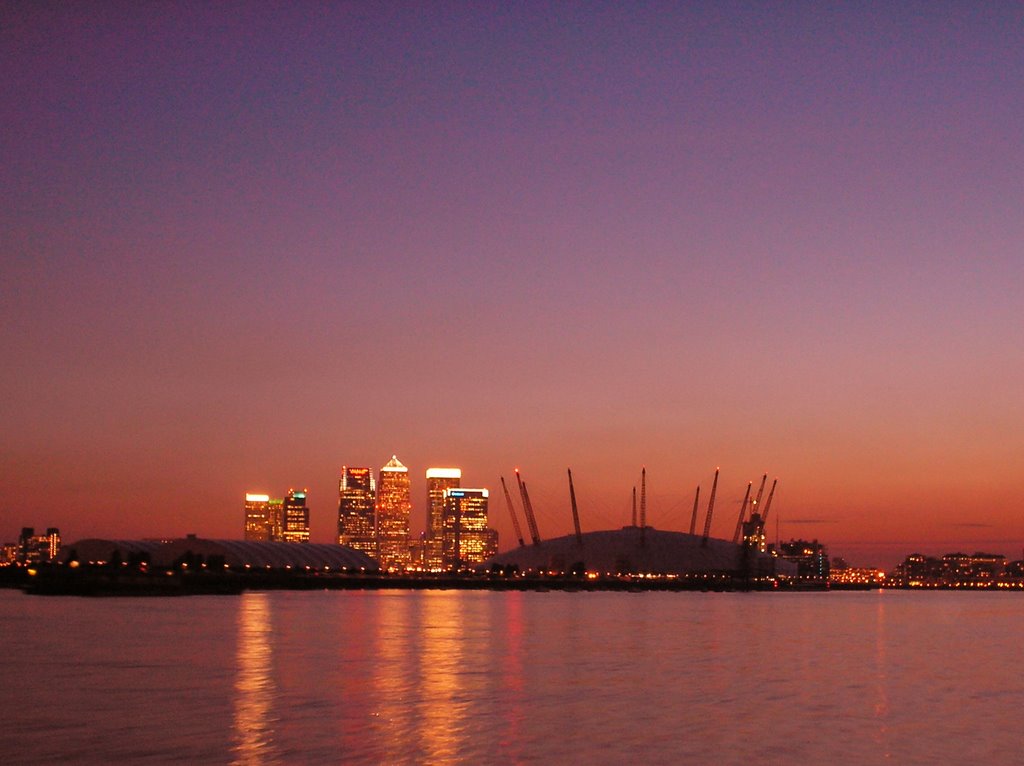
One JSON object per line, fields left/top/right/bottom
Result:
{"left": 1, "top": 588, "right": 1020, "bottom": 764}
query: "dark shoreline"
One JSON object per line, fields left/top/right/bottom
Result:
{"left": 6, "top": 561, "right": 856, "bottom": 598}
{"left": 12, "top": 565, "right": 1020, "bottom": 596}
{"left": 3, "top": 564, "right": 878, "bottom": 596}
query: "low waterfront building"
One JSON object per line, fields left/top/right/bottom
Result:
{"left": 61, "top": 536, "right": 377, "bottom": 571}
{"left": 775, "top": 539, "right": 830, "bottom": 580}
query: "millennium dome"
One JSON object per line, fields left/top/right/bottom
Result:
{"left": 482, "top": 526, "right": 795, "bottom": 577}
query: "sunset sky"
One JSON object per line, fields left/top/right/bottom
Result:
{"left": 3, "top": 3, "right": 1023, "bottom": 567}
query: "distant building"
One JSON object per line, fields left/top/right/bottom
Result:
{"left": 890, "top": 552, "right": 1007, "bottom": 587}
{"left": 408, "top": 535, "right": 427, "bottom": 570}
{"left": 18, "top": 527, "right": 60, "bottom": 564}
{"left": 245, "top": 493, "right": 286, "bottom": 541}
{"left": 425, "top": 468, "right": 461, "bottom": 570}
{"left": 376, "top": 455, "right": 412, "bottom": 570}
{"left": 282, "top": 489, "right": 310, "bottom": 543}
{"left": 441, "top": 488, "right": 496, "bottom": 569}
{"left": 63, "top": 537, "right": 378, "bottom": 572}
{"left": 829, "top": 559, "right": 886, "bottom": 586}
{"left": 941, "top": 552, "right": 1005, "bottom": 582}
{"left": 776, "top": 539, "right": 830, "bottom": 579}
{"left": 244, "top": 494, "right": 273, "bottom": 541}
{"left": 338, "top": 466, "right": 377, "bottom": 557}
{"left": 1, "top": 542, "right": 18, "bottom": 565}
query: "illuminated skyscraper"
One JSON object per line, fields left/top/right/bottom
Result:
{"left": 282, "top": 489, "right": 310, "bottom": 543}
{"left": 376, "top": 455, "right": 412, "bottom": 570}
{"left": 244, "top": 493, "right": 272, "bottom": 541}
{"left": 338, "top": 466, "right": 377, "bottom": 558}
{"left": 425, "top": 467, "right": 461, "bottom": 570}
{"left": 17, "top": 527, "right": 60, "bottom": 564}
{"left": 441, "top": 488, "right": 496, "bottom": 569}
{"left": 268, "top": 498, "right": 284, "bottom": 541}
{"left": 245, "top": 492, "right": 287, "bottom": 541}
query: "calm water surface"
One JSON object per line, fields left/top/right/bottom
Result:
{"left": 1, "top": 588, "right": 1021, "bottom": 764}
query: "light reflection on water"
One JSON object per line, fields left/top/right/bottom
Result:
{"left": 3, "top": 589, "right": 1024, "bottom": 764}
{"left": 873, "top": 597, "right": 890, "bottom": 759}
{"left": 233, "top": 592, "right": 279, "bottom": 765}
{"left": 418, "top": 592, "right": 465, "bottom": 763}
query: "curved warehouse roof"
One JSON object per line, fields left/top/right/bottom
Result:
{"left": 63, "top": 538, "right": 378, "bottom": 571}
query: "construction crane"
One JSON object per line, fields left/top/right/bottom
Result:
{"left": 701, "top": 468, "right": 720, "bottom": 546}
{"left": 631, "top": 486, "right": 637, "bottom": 527}
{"left": 639, "top": 467, "right": 647, "bottom": 546}
{"left": 732, "top": 481, "right": 753, "bottom": 544}
{"left": 567, "top": 468, "right": 583, "bottom": 546}
{"left": 500, "top": 476, "right": 526, "bottom": 548}
{"left": 515, "top": 470, "right": 542, "bottom": 545}
{"left": 688, "top": 485, "right": 700, "bottom": 536}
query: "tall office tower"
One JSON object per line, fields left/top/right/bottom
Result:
{"left": 268, "top": 498, "right": 284, "bottom": 541}
{"left": 441, "top": 488, "right": 494, "bottom": 569}
{"left": 338, "top": 466, "right": 377, "bottom": 557}
{"left": 376, "top": 455, "right": 412, "bottom": 570}
{"left": 244, "top": 493, "right": 272, "bottom": 541}
{"left": 282, "top": 489, "right": 310, "bottom": 543}
{"left": 17, "top": 527, "right": 61, "bottom": 564}
{"left": 44, "top": 527, "right": 60, "bottom": 561}
{"left": 424, "top": 468, "right": 461, "bottom": 570}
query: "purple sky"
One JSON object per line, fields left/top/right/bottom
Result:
{"left": 3, "top": 3, "right": 1023, "bottom": 567}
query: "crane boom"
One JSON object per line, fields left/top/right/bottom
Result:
{"left": 639, "top": 467, "right": 647, "bottom": 546}
{"left": 689, "top": 485, "right": 700, "bottom": 535}
{"left": 500, "top": 476, "right": 526, "bottom": 548}
{"left": 515, "top": 471, "right": 542, "bottom": 545}
{"left": 732, "top": 481, "right": 753, "bottom": 544}
{"left": 639, "top": 467, "right": 647, "bottom": 528}
{"left": 701, "top": 468, "right": 720, "bottom": 546}
{"left": 760, "top": 479, "right": 778, "bottom": 526}
{"left": 753, "top": 473, "right": 768, "bottom": 515}
{"left": 567, "top": 468, "right": 583, "bottom": 546}
{"left": 522, "top": 482, "right": 542, "bottom": 545}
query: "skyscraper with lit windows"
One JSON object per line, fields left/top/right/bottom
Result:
{"left": 425, "top": 467, "right": 461, "bottom": 569}
{"left": 282, "top": 489, "right": 310, "bottom": 543}
{"left": 17, "top": 527, "right": 60, "bottom": 564}
{"left": 376, "top": 455, "right": 412, "bottom": 570}
{"left": 338, "top": 466, "right": 376, "bottom": 557}
{"left": 244, "top": 493, "right": 273, "bottom": 541}
{"left": 441, "top": 488, "right": 496, "bottom": 569}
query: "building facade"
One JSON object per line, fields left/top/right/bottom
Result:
{"left": 376, "top": 455, "right": 412, "bottom": 570}
{"left": 245, "top": 493, "right": 288, "bottom": 542}
{"left": 282, "top": 489, "right": 310, "bottom": 543}
{"left": 441, "top": 488, "right": 496, "bottom": 569}
{"left": 775, "top": 539, "right": 830, "bottom": 579}
{"left": 338, "top": 466, "right": 377, "bottom": 557}
{"left": 425, "top": 467, "right": 461, "bottom": 570}
{"left": 244, "top": 493, "right": 273, "bottom": 541}
{"left": 17, "top": 527, "right": 61, "bottom": 564}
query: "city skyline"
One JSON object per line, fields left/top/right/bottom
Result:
{"left": 3, "top": 5, "right": 1024, "bottom": 570}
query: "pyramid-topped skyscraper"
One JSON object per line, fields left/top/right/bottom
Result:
{"left": 376, "top": 455, "right": 411, "bottom": 569}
